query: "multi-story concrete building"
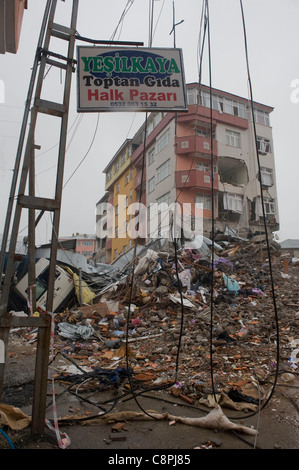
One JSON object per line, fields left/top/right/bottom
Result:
{"left": 101, "top": 138, "right": 141, "bottom": 263}
{"left": 174, "top": 83, "right": 279, "bottom": 238}
{"left": 97, "top": 82, "right": 279, "bottom": 263}
{"left": 59, "top": 233, "right": 96, "bottom": 259}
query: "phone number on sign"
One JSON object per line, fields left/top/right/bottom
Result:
{"left": 109, "top": 101, "right": 158, "bottom": 108}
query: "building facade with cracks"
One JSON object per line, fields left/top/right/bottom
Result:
{"left": 96, "top": 83, "right": 279, "bottom": 263}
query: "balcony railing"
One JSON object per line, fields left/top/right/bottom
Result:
{"left": 178, "top": 104, "right": 248, "bottom": 130}
{"left": 175, "top": 169, "right": 219, "bottom": 190}
{"left": 175, "top": 135, "right": 218, "bottom": 156}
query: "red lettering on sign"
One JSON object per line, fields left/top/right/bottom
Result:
{"left": 88, "top": 89, "right": 99, "bottom": 101}
{"left": 130, "top": 89, "right": 139, "bottom": 100}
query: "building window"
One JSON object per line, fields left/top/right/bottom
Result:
{"left": 121, "top": 152, "right": 126, "bottom": 165}
{"left": 114, "top": 248, "right": 118, "bottom": 258}
{"left": 212, "top": 95, "right": 224, "bottom": 113}
{"left": 264, "top": 197, "right": 275, "bottom": 215}
{"left": 156, "top": 159, "right": 171, "bottom": 184}
{"left": 187, "top": 88, "right": 197, "bottom": 105}
{"left": 181, "top": 174, "right": 189, "bottom": 183}
{"left": 156, "top": 128, "right": 171, "bottom": 154}
{"left": 181, "top": 140, "right": 189, "bottom": 149}
{"left": 195, "top": 193, "right": 212, "bottom": 210}
{"left": 261, "top": 168, "right": 273, "bottom": 186}
{"left": 200, "top": 91, "right": 210, "bottom": 108}
{"left": 116, "top": 183, "right": 120, "bottom": 194}
{"left": 199, "top": 91, "right": 247, "bottom": 118}
{"left": 225, "top": 193, "right": 243, "bottom": 213}
{"left": 115, "top": 226, "right": 118, "bottom": 238}
{"left": 115, "top": 204, "right": 119, "bottom": 215}
{"left": 157, "top": 192, "right": 171, "bottom": 206}
{"left": 114, "top": 158, "right": 119, "bottom": 173}
{"left": 196, "top": 161, "right": 209, "bottom": 172}
{"left": 257, "top": 136, "right": 271, "bottom": 154}
{"left": 226, "top": 129, "right": 241, "bottom": 148}
{"left": 129, "top": 188, "right": 133, "bottom": 203}
{"left": 125, "top": 173, "right": 129, "bottom": 184}
{"left": 107, "top": 170, "right": 112, "bottom": 181}
{"left": 224, "top": 98, "right": 246, "bottom": 118}
{"left": 148, "top": 146, "right": 155, "bottom": 165}
{"left": 148, "top": 176, "right": 155, "bottom": 193}
{"left": 146, "top": 119, "right": 154, "bottom": 136}
{"left": 196, "top": 128, "right": 209, "bottom": 137}
{"left": 125, "top": 196, "right": 129, "bottom": 208}
{"left": 254, "top": 109, "right": 270, "bottom": 126}
{"left": 82, "top": 241, "right": 93, "bottom": 247}
{"left": 153, "top": 113, "right": 162, "bottom": 127}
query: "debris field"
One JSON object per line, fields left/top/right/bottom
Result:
{"left": 2, "top": 235, "right": 299, "bottom": 447}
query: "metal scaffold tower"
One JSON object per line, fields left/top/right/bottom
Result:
{"left": 0, "top": 0, "right": 79, "bottom": 435}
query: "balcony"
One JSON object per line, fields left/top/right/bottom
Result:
{"left": 178, "top": 104, "right": 248, "bottom": 130}
{"left": 175, "top": 135, "right": 218, "bottom": 157}
{"left": 175, "top": 169, "right": 219, "bottom": 190}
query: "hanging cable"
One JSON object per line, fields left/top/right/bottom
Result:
{"left": 36, "top": 114, "right": 84, "bottom": 176}
{"left": 36, "top": 114, "right": 83, "bottom": 159}
{"left": 203, "top": 0, "right": 218, "bottom": 402}
{"left": 152, "top": 0, "right": 166, "bottom": 42}
{"left": 110, "top": 0, "right": 135, "bottom": 42}
{"left": 63, "top": 114, "right": 100, "bottom": 189}
{"left": 120, "top": 0, "right": 181, "bottom": 421}
{"left": 239, "top": 0, "right": 280, "bottom": 410}
{"left": 17, "top": 114, "right": 86, "bottom": 236}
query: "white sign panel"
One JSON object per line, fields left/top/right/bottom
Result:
{"left": 77, "top": 46, "right": 187, "bottom": 112}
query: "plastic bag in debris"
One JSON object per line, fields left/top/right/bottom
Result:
{"left": 134, "top": 249, "right": 159, "bottom": 276}
{"left": 65, "top": 267, "right": 96, "bottom": 305}
{"left": 289, "top": 339, "right": 299, "bottom": 365}
{"left": 57, "top": 321, "right": 95, "bottom": 340}
{"left": 178, "top": 269, "right": 192, "bottom": 289}
{"left": 223, "top": 274, "right": 240, "bottom": 293}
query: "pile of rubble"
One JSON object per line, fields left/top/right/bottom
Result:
{"left": 43, "top": 235, "right": 299, "bottom": 414}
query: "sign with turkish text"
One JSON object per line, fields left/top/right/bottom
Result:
{"left": 77, "top": 46, "right": 187, "bottom": 112}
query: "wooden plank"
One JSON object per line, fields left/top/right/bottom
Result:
{"left": 31, "top": 324, "right": 51, "bottom": 436}
{"left": 50, "top": 21, "right": 76, "bottom": 36}
{"left": 35, "top": 98, "right": 65, "bottom": 117}
{"left": 18, "top": 195, "right": 59, "bottom": 211}
{"left": 0, "top": 315, "right": 51, "bottom": 328}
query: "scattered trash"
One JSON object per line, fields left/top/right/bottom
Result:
{"left": 57, "top": 322, "right": 95, "bottom": 341}
{"left": 4, "top": 234, "right": 299, "bottom": 441}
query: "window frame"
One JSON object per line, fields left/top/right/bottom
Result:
{"left": 156, "top": 158, "right": 171, "bottom": 184}
{"left": 195, "top": 193, "right": 212, "bottom": 211}
{"left": 226, "top": 129, "right": 241, "bottom": 148}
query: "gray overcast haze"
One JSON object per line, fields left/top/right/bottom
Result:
{"left": 0, "top": 0, "right": 298, "bottom": 246}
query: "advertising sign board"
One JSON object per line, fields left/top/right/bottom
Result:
{"left": 77, "top": 46, "right": 187, "bottom": 112}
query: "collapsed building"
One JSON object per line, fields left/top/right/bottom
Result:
{"left": 97, "top": 83, "right": 279, "bottom": 264}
